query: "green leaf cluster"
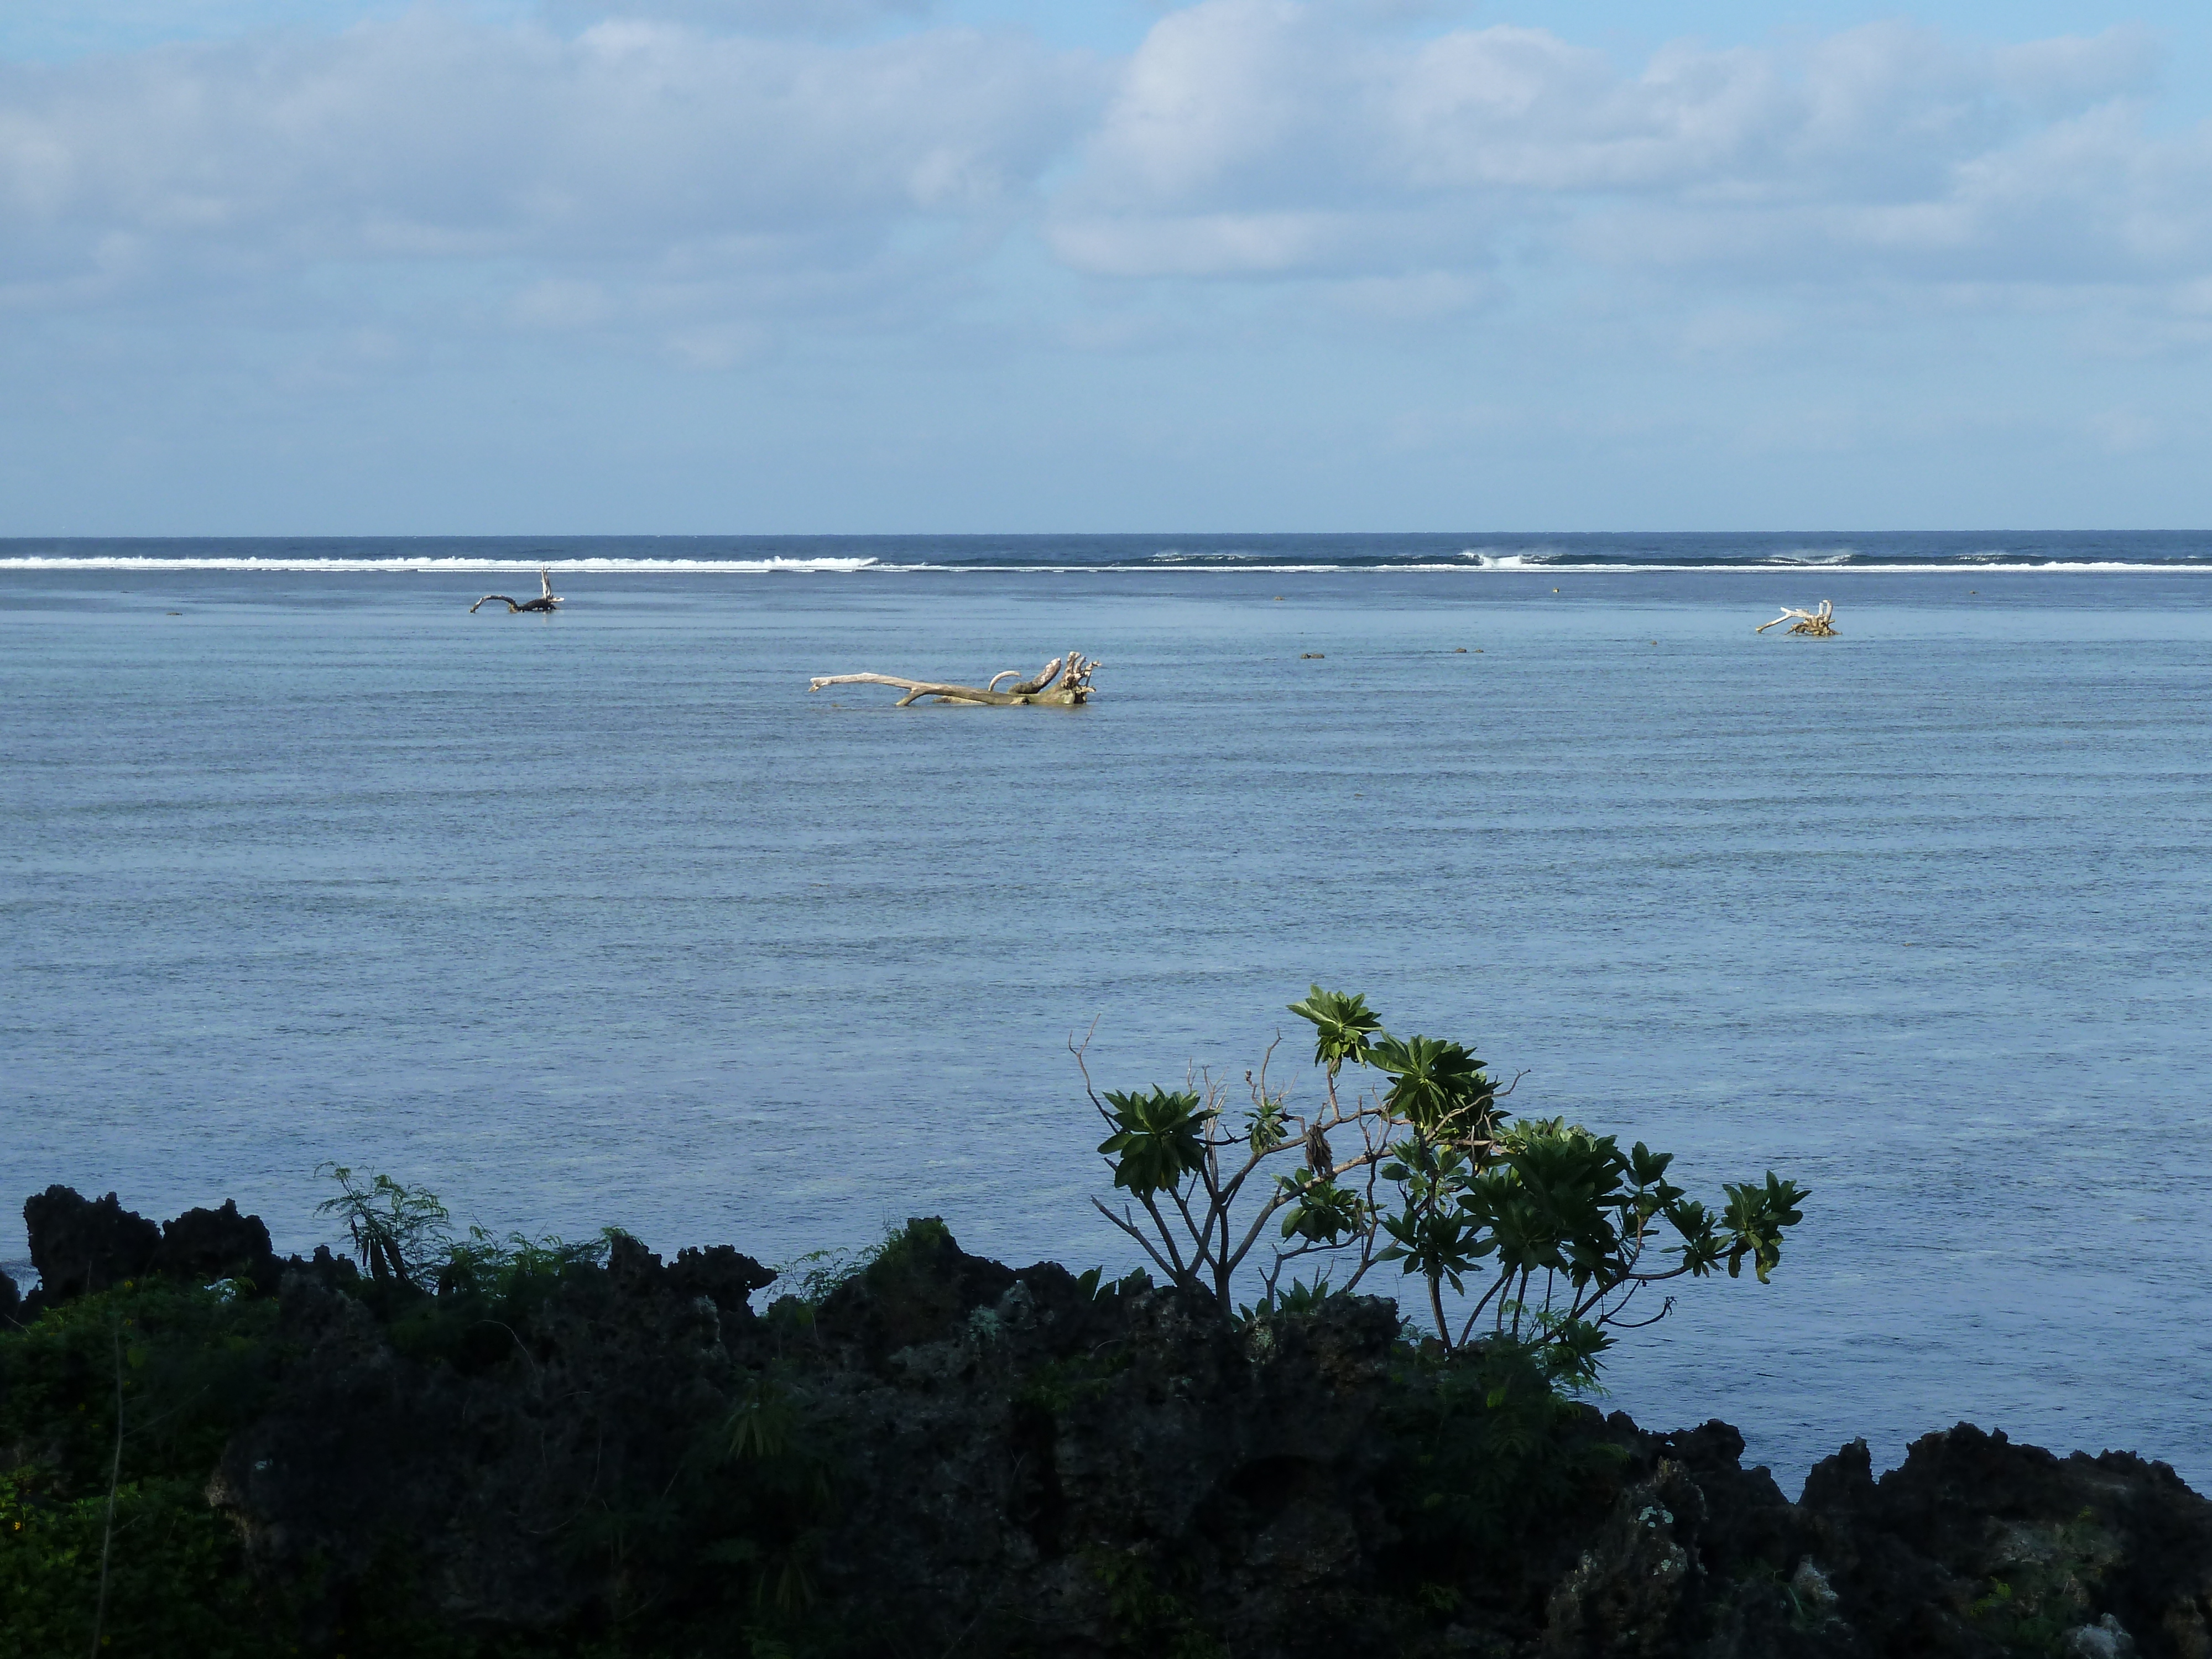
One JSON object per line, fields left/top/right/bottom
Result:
{"left": 1371, "top": 1034, "right": 1494, "bottom": 1135}
{"left": 1097, "top": 1087, "right": 1209, "bottom": 1196}
{"left": 1287, "top": 987, "right": 1382, "bottom": 1080}
{"left": 1092, "top": 984, "right": 1808, "bottom": 1377}
{"left": 383, "top": 1224, "right": 613, "bottom": 1372}
{"left": 314, "top": 1162, "right": 452, "bottom": 1286}
{"left": 1276, "top": 1169, "right": 1366, "bottom": 1244}
{"left": 1378, "top": 1112, "right": 1809, "bottom": 1366}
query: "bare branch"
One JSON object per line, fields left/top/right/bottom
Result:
{"left": 808, "top": 652, "right": 1098, "bottom": 705}
{"left": 469, "top": 568, "right": 564, "bottom": 614}
{"left": 1070, "top": 1019, "right": 1109, "bottom": 1119}
{"left": 1756, "top": 599, "right": 1837, "bottom": 637}
{"left": 1134, "top": 1191, "right": 1193, "bottom": 1283}
{"left": 1092, "top": 1198, "right": 1179, "bottom": 1282}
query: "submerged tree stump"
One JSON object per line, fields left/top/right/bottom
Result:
{"left": 471, "top": 570, "right": 564, "bottom": 614}
{"left": 1756, "top": 601, "right": 1836, "bottom": 637}
{"left": 808, "top": 650, "right": 1101, "bottom": 706}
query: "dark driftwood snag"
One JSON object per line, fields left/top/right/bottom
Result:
{"left": 471, "top": 569, "right": 564, "bottom": 614}
{"left": 808, "top": 650, "right": 1101, "bottom": 706}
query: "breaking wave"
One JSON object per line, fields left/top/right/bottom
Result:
{"left": 5, "top": 535, "right": 2211, "bottom": 576}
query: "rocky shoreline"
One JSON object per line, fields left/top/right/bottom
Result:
{"left": 3, "top": 1186, "right": 2208, "bottom": 1657}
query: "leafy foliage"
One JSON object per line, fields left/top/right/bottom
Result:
{"left": 1371, "top": 1033, "right": 1494, "bottom": 1135}
{"left": 1286, "top": 986, "right": 1381, "bottom": 1079}
{"left": 1087, "top": 987, "right": 1807, "bottom": 1379}
{"left": 0, "top": 1281, "right": 295, "bottom": 1658}
{"left": 1084, "top": 1545, "right": 1228, "bottom": 1659}
{"left": 1378, "top": 1338, "right": 1627, "bottom": 1579}
{"left": 0, "top": 1185, "right": 861, "bottom": 1659}
{"left": 437, "top": 1224, "right": 611, "bottom": 1296}
{"left": 382, "top": 1224, "right": 614, "bottom": 1373}
{"left": 1097, "top": 1087, "right": 1211, "bottom": 1196}
{"left": 0, "top": 1470, "right": 286, "bottom": 1659}
{"left": 314, "top": 1162, "right": 452, "bottom": 1286}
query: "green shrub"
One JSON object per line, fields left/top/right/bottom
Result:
{"left": 1378, "top": 1338, "right": 1626, "bottom": 1584}
{"left": 1087, "top": 987, "right": 1808, "bottom": 1381}
{"left": 0, "top": 1281, "right": 294, "bottom": 1659}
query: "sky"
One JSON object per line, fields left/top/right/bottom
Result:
{"left": 3, "top": 0, "right": 2211, "bottom": 533}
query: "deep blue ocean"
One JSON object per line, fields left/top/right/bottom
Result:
{"left": 5, "top": 531, "right": 2210, "bottom": 1492}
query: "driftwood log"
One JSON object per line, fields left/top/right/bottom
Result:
{"left": 808, "top": 651, "right": 1100, "bottom": 707}
{"left": 471, "top": 570, "right": 564, "bottom": 614}
{"left": 1756, "top": 601, "right": 1836, "bottom": 637}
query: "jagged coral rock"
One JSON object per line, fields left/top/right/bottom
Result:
{"left": 154, "top": 1198, "right": 283, "bottom": 1288}
{"left": 1542, "top": 1463, "right": 1704, "bottom": 1657}
{"left": 1795, "top": 1425, "right": 2212, "bottom": 1659}
{"left": 15, "top": 1190, "right": 2212, "bottom": 1658}
{"left": 22, "top": 1185, "right": 161, "bottom": 1311}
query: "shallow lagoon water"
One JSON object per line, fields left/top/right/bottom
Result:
{"left": 4, "top": 553, "right": 2211, "bottom": 1490}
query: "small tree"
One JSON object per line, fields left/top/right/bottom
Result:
{"left": 1084, "top": 989, "right": 1807, "bottom": 1384}
{"left": 1078, "top": 989, "right": 1399, "bottom": 1314}
{"left": 314, "top": 1164, "right": 451, "bottom": 1287}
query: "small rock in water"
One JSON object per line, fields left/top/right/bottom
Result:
{"left": 1302, "top": 652, "right": 1325, "bottom": 659}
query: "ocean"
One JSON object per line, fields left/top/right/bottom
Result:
{"left": 4, "top": 531, "right": 2210, "bottom": 1491}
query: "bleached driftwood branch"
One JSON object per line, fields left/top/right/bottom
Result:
{"left": 471, "top": 569, "right": 564, "bottom": 614}
{"left": 987, "top": 658, "right": 1061, "bottom": 694}
{"left": 1756, "top": 600, "right": 1835, "bottom": 637}
{"left": 809, "top": 650, "right": 1102, "bottom": 706}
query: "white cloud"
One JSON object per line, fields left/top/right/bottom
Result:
{"left": 1048, "top": 3, "right": 2207, "bottom": 292}
{"left": 1, "top": 1, "right": 2209, "bottom": 343}
{"left": 0, "top": 10, "right": 1099, "bottom": 313}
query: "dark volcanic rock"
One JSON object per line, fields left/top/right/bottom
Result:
{"left": 22, "top": 1185, "right": 161, "bottom": 1312}
{"left": 280, "top": 1243, "right": 362, "bottom": 1292}
{"left": 665, "top": 1241, "right": 777, "bottom": 1314}
{"left": 811, "top": 1214, "right": 1018, "bottom": 1368}
{"left": 199, "top": 1213, "right": 2212, "bottom": 1657}
{"left": 1526, "top": 1421, "right": 2212, "bottom": 1659}
{"left": 802, "top": 1258, "right": 1409, "bottom": 1655}
{"left": 1542, "top": 1460, "right": 1710, "bottom": 1657}
{"left": 1792, "top": 1425, "right": 2212, "bottom": 1659}
{"left": 211, "top": 1216, "right": 1428, "bottom": 1654}
{"left": 217, "top": 1234, "right": 774, "bottom": 1627}
{"left": 154, "top": 1197, "right": 282, "bottom": 1290}
{"left": 20, "top": 1187, "right": 291, "bottom": 1316}
{"left": 21, "top": 1187, "right": 2205, "bottom": 1658}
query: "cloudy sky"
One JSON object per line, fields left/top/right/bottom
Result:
{"left": 4, "top": 0, "right": 2209, "bottom": 533}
